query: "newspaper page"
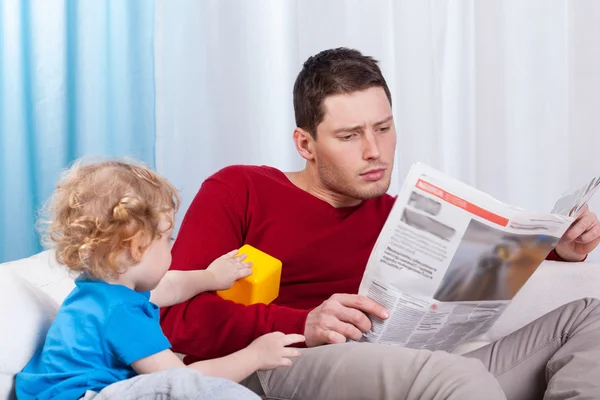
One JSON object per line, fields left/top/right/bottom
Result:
{"left": 357, "top": 162, "right": 599, "bottom": 352}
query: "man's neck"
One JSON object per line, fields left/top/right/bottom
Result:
{"left": 285, "top": 168, "right": 362, "bottom": 208}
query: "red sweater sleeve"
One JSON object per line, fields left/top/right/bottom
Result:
{"left": 546, "top": 249, "right": 564, "bottom": 261}
{"left": 160, "top": 178, "right": 309, "bottom": 359}
{"left": 545, "top": 248, "right": 587, "bottom": 262}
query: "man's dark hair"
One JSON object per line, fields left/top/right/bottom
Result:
{"left": 293, "top": 47, "right": 392, "bottom": 139}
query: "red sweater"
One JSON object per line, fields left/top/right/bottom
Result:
{"left": 160, "top": 165, "right": 567, "bottom": 360}
{"left": 160, "top": 165, "right": 394, "bottom": 359}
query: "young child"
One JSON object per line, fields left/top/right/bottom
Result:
{"left": 15, "top": 159, "right": 304, "bottom": 400}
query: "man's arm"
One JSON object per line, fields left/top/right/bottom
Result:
{"left": 160, "top": 173, "right": 309, "bottom": 359}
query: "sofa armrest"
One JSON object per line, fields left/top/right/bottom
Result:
{"left": 454, "top": 260, "right": 600, "bottom": 354}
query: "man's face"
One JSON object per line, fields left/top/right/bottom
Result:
{"left": 312, "top": 86, "right": 397, "bottom": 201}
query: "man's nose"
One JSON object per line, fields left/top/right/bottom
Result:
{"left": 362, "top": 131, "right": 381, "bottom": 160}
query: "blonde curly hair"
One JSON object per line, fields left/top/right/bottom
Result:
{"left": 39, "top": 158, "right": 180, "bottom": 280}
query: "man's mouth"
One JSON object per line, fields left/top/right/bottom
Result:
{"left": 360, "top": 167, "right": 387, "bottom": 181}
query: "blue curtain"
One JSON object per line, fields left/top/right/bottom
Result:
{"left": 0, "top": 0, "right": 156, "bottom": 263}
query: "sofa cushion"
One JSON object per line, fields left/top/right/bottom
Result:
{"left": 0, "top": 268, "right": 59, "bottom": 399}
{"left": 2, "top": 250, "right": 75, "bottom": 305}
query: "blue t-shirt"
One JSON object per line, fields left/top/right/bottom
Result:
{"left": 16, "top": 278, "right": 171, "bottom": 400}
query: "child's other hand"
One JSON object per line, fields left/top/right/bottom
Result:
{"left": 248, "top": 332, "right": 305, "bottom": 370}
{"left": 206, "top": 250, "right": 253, "bottom": 290}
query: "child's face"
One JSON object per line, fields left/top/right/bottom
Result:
{"left": 134, "top": 213, "right": 174, "bottom": 291}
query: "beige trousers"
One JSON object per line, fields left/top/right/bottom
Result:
{"left": 242, "top": 298, "right": 600, "bottom": 400}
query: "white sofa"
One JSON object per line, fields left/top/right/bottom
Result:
{"left": 0, "top": 251, "right": 75, "bottom": 400}
{"left": 2, "top": 251, "right": 600, "bottom": 399}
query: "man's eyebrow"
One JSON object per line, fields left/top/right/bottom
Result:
{"left": 373, "top": 115, "right": 394, "bottom": 126}
{"left": 332, "top": 124, "right": 364, "bottom": 135}
{"left": 331, "top": 116, "right": 394, "bottom": 135}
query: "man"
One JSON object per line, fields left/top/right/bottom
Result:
{"left": 161, "top": 48, "right": 600, "bottom": 399}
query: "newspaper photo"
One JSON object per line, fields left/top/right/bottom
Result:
{"left": 357, "top": 162, "right": 600, "bottom": 352}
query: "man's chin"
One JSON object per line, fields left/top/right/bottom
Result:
{"left": 357, "top": 179, "right": 391, "bottom": 200}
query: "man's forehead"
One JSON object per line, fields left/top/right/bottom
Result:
{"left": 320, "top": 88, "right": 393, "bottom": 129}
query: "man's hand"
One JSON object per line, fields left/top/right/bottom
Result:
{"left": 304, "top": 294, "right": 389, "bottom": 347}
{"left": 555, "top": 205, "right": 600, "bottom": 262}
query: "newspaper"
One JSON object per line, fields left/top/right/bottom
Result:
{"left": 358, "top": 162, "right": 600, "bottom": 352}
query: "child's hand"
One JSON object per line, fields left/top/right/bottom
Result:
{"left": 247, "top": 332, "right": 305, "bottom": 370}
{"left": 206, "top": 250, "right": 253, "bottom": 291}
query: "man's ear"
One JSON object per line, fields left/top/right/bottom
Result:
{"left": 293, "top": 128, "right": 316, "bottom": 161}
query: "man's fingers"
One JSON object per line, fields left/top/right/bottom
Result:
{"left": 335, "top": 304, "right": 372, "bottom": 332}
{"left": 585, "top": 238, "right": 600, "bottom": 253}
{"left": 282, "top": 334, "right": 306, "bottom": 346}
{"left": 305, "top": 295, "right": 387, "bottom": 347}
{"left": 577, "top": 221, "right": 600, "bottom": 243}
{"left": 327, "top": 318, "right": 363, "bottom": 341}
{"left": 239, "top": 261, "right": 253, "bottom": 268}
{"left": 576, "top": 204, "right": 590, "bottom": 217}
{"left": 333, "top": 294, "right": 389, "bottom": 319}
{"left": 562, "top": 224, "right": 582, "bottom": 244}
{"left": 575, "top": 237, "right": 600, "bottom": 255}
{"left": 563, "top": 212, "right": 597, "bottom": 243}
{"left": 326, "top": 330, "right": 348, "bottom": 344}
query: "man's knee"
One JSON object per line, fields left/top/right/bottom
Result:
{"left": 439, "top": 353, "right": 491, "bottom": 378}
{"left": 562, "top": 297, "right": 600, "bottom": 317}
{"left": 426, "top": 352, "right": 506, "bottom": 399}
{"left": 427, "top": 351, "right": 489, "bottom": 377}
{"left": 578, "top": 297, "right": 600, "bottom": 308}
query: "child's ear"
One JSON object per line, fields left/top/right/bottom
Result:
{"left": 128, "top": 231, "right": 146, "bottom": 263}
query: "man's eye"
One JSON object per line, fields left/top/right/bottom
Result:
{"left": 378, "top": 126, "right": 390, "bottom": 133}
{"left": 340, "top": 133, "right": 357, "bottom": 141}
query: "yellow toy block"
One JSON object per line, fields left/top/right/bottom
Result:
{"left": 216, "top": 244, "right": 282, "bottom": 305}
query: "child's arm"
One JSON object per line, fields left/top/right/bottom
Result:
{"left": 150, "top": 270, "right": 221, "bottom": 308}
{"left": 132, "top": 347, "right": 258, "bottom": 383}
{"left": 131, "top": 332, "right": 305, "bottom": 382}
{"left": 150, "top": 249, "right": 252, "bottom": 308}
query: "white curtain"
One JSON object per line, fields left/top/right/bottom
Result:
{"left": 155, "top": 0, "right": 600, "bottom": 259}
